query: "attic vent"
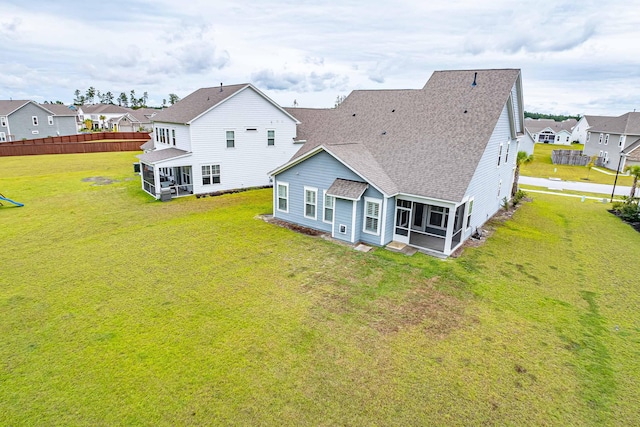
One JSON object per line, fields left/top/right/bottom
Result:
{"left": 391, "top": 109, "right": 395, "bottom": 113}
{"left": 220, "top": 83, "right": 223, "bottom": 92}
{"left": 352, "top": 113, "right": 356, "bottom": 117}
{"left": 471, "top": 72, "right": 478, "bottom": 87}
{"left": 246, "top": 128, "right": 257, "bottom": 131}
{"left": 382, "top": 131, "right": 387, "bottom": 135}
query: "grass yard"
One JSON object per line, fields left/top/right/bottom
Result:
{"left": 521, "top": 143, "right": 634, "bottom": 187}
{"left": 1, "top": 152, "right": 639, "bottom": 426}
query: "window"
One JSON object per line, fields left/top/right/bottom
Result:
{"left": 619, "top": 135, "right": 625, "bottom": 147}
{"left": 604, "top": 134, "right": 609, "bottom": 145}
{"left": 0, "top": 116, "right": 6, "bottom": 127}
{"left": 497, "top": 143, "right": 503, "bottom": 166}
{"left": 505, "top": 140, "right": 510, "bottom": 163}
{"left": 586, "top": 132, "right": 590, "bottom": 142}
{"left": 172, "top": 129, "right": 176, "bottom": 145}
{"left": 0, "top": 132, "right": 6, "bottom": 142}
{"left": 48, "top": 116, "right": 54, "bottom": 125}
{"left": 428, "top": 205, "right": 448, "bottom": 229}
{"left": 32, "top": 116, "right": 38, "bottom": 126}
{"left": 604, "top": 151, "right": 608, "bottom": 161}
{"left": 201, "top": 164, "right": 220, "bottom": 185}
{"left": 304, "top": 187, "right": 317, "bottom": 219}
{"left": 267, "top": 130, "right": 275, "bottom": 146}
{"left": 323, "top": 191, "right": 334, "bottom": 223}
{"left": 277, "top": 183, "right": 289, "bottom": 212}
{"left": 466, "top": 199, "right": 474, "bottom": 229}
{"left": 364, "top": 198, "right": 381, "bottom": 235}
{"left": 226, "top": 130, "right": 235, "bottom": 148}
{"left": 155, "top": 129, "right": 159, "bottom": 142}
{"left": 599, "top": 133, "right": 603, "bottom": 144}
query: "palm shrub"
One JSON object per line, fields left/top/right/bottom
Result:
{"left": 512, "top": 151, "right": 534, "bottom": 196}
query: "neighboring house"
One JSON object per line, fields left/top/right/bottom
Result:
{"left": 77, "top": 104, "right": 131, "bottom": 130}
{"left": 518, "top": 127, "right": 535, "bottom": 156}
{"left": 0, "top": 100, "right": 77, "bottom": 142}
{"left": 136, "top": 84, "right": 300, "bottom": 199}
{"left": 571, "top": 115, "right": 613, "bottom": 144}
{"left": 270, "top": 69, "right": 525, "bottom": 258}
{"left": 108, "top": 113, "right": 141, "bottom": 132}
{"left": 583, "top": 112, "right": 640, "bottom": 171}
{"left": 622, "top": 138, "right": 640, "bottom": 169}
{"left": 525, "top": 118, "right": 577, "bottom": 145}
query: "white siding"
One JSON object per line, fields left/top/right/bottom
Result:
{"left": 187, "top": 88, "right": 298, "bottom": 194}
{"left": 463, "top": 100, "right": 518, "bottom": 237}
{"left": 511, "top": 84, "right": 521, "bottom": 132}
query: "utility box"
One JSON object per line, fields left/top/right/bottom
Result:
{"left": 160, "top": 188, "right": 172, "bottom": 202}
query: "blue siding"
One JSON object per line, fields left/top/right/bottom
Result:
{"left": 382, "top": 196, "right": 395, "bottom": 245}
{"left": 333, "top": 198, "right": 354, "bottom": 242}
{"left": 274, "top": 150, "right": 386, "bottom": 245}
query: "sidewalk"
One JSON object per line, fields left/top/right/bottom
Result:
{"left": 520, "top": 176, "right": 631, "bottom": 196}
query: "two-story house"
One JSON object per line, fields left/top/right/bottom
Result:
{"left": 0, "top": 100, "right": 77, "bottom": 142}
{"left": 583, "top": 112, "right": 640, "bottom": 171}
{"left": 269, "top": 69, "right": 525, "bottom": 258}
{"left": 136, "top": 84, "right": 300, "bottom": 199}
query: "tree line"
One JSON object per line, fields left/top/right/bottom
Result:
{"left": 64, "top": 87, "right": 181, "bottom": 109}
{"left": 524, "top": 111, "right": 581, "bottom": 122}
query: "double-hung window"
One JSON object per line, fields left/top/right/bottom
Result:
{"left": 226, "top": 130, "right": 235, "bottom": 148}
{"left": 364, "top": 198, "right": 381, "bottom": 235}
{"left": 505, "top": 141, "right": 510, "bottom": 163}
{"left": 466, "top": 199, "right": 474, "bottom": 229}
{"left": 0, "top": 116, "right": 6, "bottom": 127}
{"left": 172, "top": 129, "right": 176, "bottom": 145}
{"left": 619, "top": 135, "right": 625, "bottom": 147}
{"left": 323, "top": 191, "right": 334, "bottom": 223}
{"left": 32, "top": 116, "right": 38, "bottom": 126}
{"left": 201, "top": 164, "right": 220, "bottom": 185}
{"left": 599, "top": 133, "right": 603, "bottom": 144}
{"left": 267, "top": 130, "right": 275, "bottom": 146}
{"left": 47, "top": 116, "right": 54, "bottom": 125}
{"left": 587, "top": 132, "right": 591, "bottom": 142}
{"left": 604, "top": 134, "right": 609, "bottom": 145}
{"left": 0, "top": 132, "right": 6, "bottom": 142}
{"left": 497, "top": 143, "right": 503, "bottom": 166}
{"left": 277, "top": 183, "right": 289, "bottom": 212}
{"left": 304, "top": 187, "right": 317, "bottom": 220}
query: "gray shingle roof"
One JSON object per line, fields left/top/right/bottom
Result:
{"left": 151, "top": 84, "right": 248, "bottom": 124}
{"left": 81, "top": 104, "right": 130, "bottom": 115}
{"left": 280, "top": 69, "right": 521, "bottom": 202}
{"left": 0, "top": 100, "right": 31, "bottom": 115}
{"left": 588, "top": 112, "right": 640, "bottom": 135}
{"left": 140, "top": 140, "right": 155, "bottom": 151}
{"left": 38, "top": 104, "right": 77, "bottom": 116}
{"left": 137, "top": 148, "right": 190, "bottom": 164}
{"left": 622, "top": 137, "right": 640, "bottom": 162}
{"left": 326, "top": 178, "right": 369, "bottom": 200}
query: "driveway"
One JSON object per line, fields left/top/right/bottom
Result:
{"left": 520, "top": 176, "right": 632, "bottom": 196}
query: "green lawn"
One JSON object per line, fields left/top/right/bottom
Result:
{"left": 521, "top": 143, "right": 634, "bottom": 186}
{"left": 1, "top": 152, "right": 639, "bottom": 425}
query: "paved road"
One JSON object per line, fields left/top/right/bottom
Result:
{"left": 520, "top": 176, "right": 632, "bottom": 196}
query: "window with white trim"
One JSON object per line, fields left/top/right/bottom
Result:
{"left": 0, "top": 132, "right": 6, "bottom": 142}
{"left": 0, "top": 116, "right": 6, "bottom": 127}
{"left": 599, "top": 133, "right": 603, "bottom": 144}
{"left": 267, "top": 130, "right": 275, "bottom": 146}
{"left": 363, "top": 198, "right": 381, "bottom": 235}
{"left": 47, "top": 116, "right": 54, "bottom": 125}
{"left": 172, "top": 129, "right": 176, "bottom": 146}
{"left": 277, "top": 183, "right": 289, "bottom": 212}
{"left": 505, "top": 140, "right": 510, "bottom": 163}
{"left": 604, "top": 151, "right": 608, "bottom": 161}
{"left": 466, "top": 199, "right": 474, "bottom": 229}
{"left": 32, "top": 116, "right": 38, "bottom": 126}
{"left": 201, "top": 164, "right": 220, "bottom": 185}
{"left": 619, "top": 135, "right": 625, "bottom": 147}
{"left": 323, "top": 191, "right": 334, "bottom": 223}
{"left": 497, "top": 143, "right": 503, "bottom": 166}
{"left": 497, "top": 180, "right": 502, "bottom": 199}
{"left": 599, "top": 150, "right": 604, "bottom": 157}
{"left": 604, "top": 134, "right": 609, "bottom": 145}
{"left": 304, "top": 187, "right": 317, "bottom": 219}
{"left": 587, "top": 132, "right": 591, "bottom": 142}
{"left": 226, "top": 130, "right": 235, "bottom": 148}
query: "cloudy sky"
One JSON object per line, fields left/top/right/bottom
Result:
{"left": 1, "top": 0, "right": 639, "bottom": 115}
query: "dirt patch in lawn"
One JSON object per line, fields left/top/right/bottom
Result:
{"left": 260, "top": 215, "right": 328, "bottom": 237}
{"left": 82, "top": 176, "right": 119, "bottom": 185}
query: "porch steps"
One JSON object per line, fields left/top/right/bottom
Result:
{"left": 385, "top": 241, "right": 417, "bottom": 256}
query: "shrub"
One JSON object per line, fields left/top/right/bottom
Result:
{"left": 512, "top": 190, "right": 527, "bottom": 206}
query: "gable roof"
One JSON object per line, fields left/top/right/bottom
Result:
{"left": 277, "top": 69, "right": 521, "bottom": 202}
{"left": 80, "top": 104, "right": 130, "bottom": 115}
{"left": 588, "top": 112, "right": 640, "bottom": 135}
{"left": 40, "top": 104, "right": 77, "bottom": 116}
{"left": 326, "top": 178, "right": 369, "bottom": 200}
{"left": 151, "top": 84, "right": 300, "bottom": 126}
{"left": 0, "top": 100, "right": 54, "bottom": 116}
{"left": 137, "top": 148, "right": 191, "bottom": 164}
{"left": 525, "top": 118, "right": 577, "bottom": 134}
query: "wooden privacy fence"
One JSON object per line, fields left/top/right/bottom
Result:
{"left": 552, "top": 150, "right": 605, "bottom": 167}
{"left": 0, "top": 132, "right": 150, "bottom": 157}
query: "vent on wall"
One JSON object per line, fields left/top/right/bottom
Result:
{"left": 246, "top": 128, "right": 257, "bottom": 131}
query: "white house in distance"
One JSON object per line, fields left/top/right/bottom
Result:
{"left": 525, "top": 118, "right": 577, "bottom": 145}
{"left": 137, "top": 84, "right": 301, "bottom": 199}
{"left": 269, "top": 69, "right": 525, "bottom": 258}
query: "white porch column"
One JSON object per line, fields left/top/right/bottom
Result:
{"left": 443, "top": 204, "right": 457, "bottom": 256}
